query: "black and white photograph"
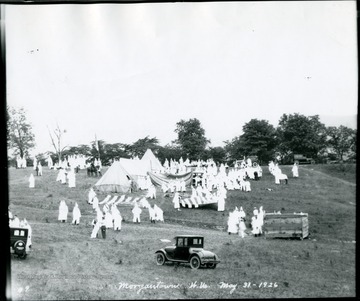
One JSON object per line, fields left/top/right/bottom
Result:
{"left": 3, "top": 1, "right": 357, "bottom": 299}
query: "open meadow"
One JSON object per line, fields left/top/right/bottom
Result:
{"left": 8, "top": 164, "right": 356, "bottom": 299}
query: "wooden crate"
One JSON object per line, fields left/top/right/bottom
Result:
{"left": 263, "top": 213, "right": 309, "bottom": 239}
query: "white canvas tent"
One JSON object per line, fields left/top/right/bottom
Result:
{"left": 94, "top": 161, "right": 135, "bottom": 193}
{"left": 141, "top": 149, "right": 163, "bottom": 172}
{"left": 119, "top": 158, "right": 151, "bottom": 190}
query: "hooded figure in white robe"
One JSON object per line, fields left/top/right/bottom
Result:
{"left": 37, "top": 162, "right": 43, "bottom": 176}
{"left": 238, "top": 207, "right": 247, "bottom": 238}
{"left": 104, "top": 206, "right": 113, "bottom": 228}
{"left": 72, "top": 203, "right": 81, "bottom": 225}
{"left": 173, "top": 192, "right": 180, "bottom": 210}
{"left": 22, "top": 219, "right": 32, "bottom": 251}
{"left": 91, "top": 211, "right": 103, "bottom": 238}
{"left": 227, "top": 212, "right": 238, "bottom": 235}
{"left": 58, "top": 200, "right": 68, "bottom": 222}
{"left": 292, "top": 163, "right": 299, "bottom": 178}
{"left": 92, "top": 196, "right": 99, "bottom": 210}
{"left": 258, "top": 206, "right": 265, "bottom": 234}
{"left": 132, "top": 203, "right": 142, "bottom": 223}
{"left": 29, "top": 174, "right": 35, "bottom": 188}
{"left": 111, "top": 205, "right": 122, "bottom": 231}
{"left": 68, "top": 169, "right": 76, "bottom": 188}
{"left": 217, "top": 195, "right": 225, "bottom": 211}
{"left": 251, "top": 216, "right": 261, "bottom": 236}
{"left": 154, "top": 204, "right": 164, "bottom": 222}
{"left": 88, "top": 188, "right": 96, "bottom": 204}
{"left": 148, "top": 205, "right": 156, "bottom": 223}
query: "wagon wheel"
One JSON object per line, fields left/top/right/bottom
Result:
{"left": 190, "top": 256, "right": 201, "bottom": 269}
{"left": 207, "top": 263, "right": 217, "bottom": 269}
{"left": 155, "top": 253, "right": 165, "bottom": 265}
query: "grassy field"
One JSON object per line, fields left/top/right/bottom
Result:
{"left": 8, "top": 164, "right": 356, "bottom": 299}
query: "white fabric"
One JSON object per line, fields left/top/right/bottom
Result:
{"left": 29, "top": 174, "right": 35, "bottom": 188}
{"left": 58, "top": 201, "right": 68, "bottom": 221}
{"left": 72, "top": 203, "right": 81, "bottom": 224}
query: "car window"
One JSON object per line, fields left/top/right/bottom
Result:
{"left": 177, "top": 238, "right": 183, "bottom": 246}
{"left": 14, "top": 230, "right": 19, "bottom": 236}
{"left": 184, "top": 238, "right": 188, "bottom": 246}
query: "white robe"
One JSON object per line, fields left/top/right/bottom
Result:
{"left": 92, "top": 197, "right": 99, "bottom": 210}
{"left": 148, "top": 207, "right": 156, "bottom": 221}
{"left": 68, "top": 171, "right": 76, "bottom": 188}
{"left": 217, "top": 197, "right": 225, "bottom": 211}
{"left": 58, "top": 202, "right": 68, "bottom": 221}
{"left": 154, "top": 205, "right": 164, "bottom": 222}
{"left": 29, "top": 174, "right": 35, "bottom": 188}
{"left": 105, "top": 211, "right": 113, "bottom": 228}
{"left": 227, "top": 213, "right": 238, "bottom": 234}
{"left": 132, "top": 205, "right": 142, "bottom": 223}
{"left": 173, "top": 192, "right": 180, "bottom": 209}
{"left": 88, "top": 188, "right": 96, "bottom": 204}
{"left": 292, "top": 165, "right": 299, "bottom": 177}
{"left": 72, "top": 205, "right": 81, "bottom": 224}
{"left": 113, "top": 210, "right": 122, "bottom": 230}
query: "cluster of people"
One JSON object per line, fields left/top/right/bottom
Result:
{"left": 87, "top": 187, "right": 165, "bottom": 239}
{"left": 161, "top": 179, "right": 187, "bottom": 193}
{"left": 16, "top": 155, "right": 27, "bottom": 169}
{"left": 8, "top": 211, "right": 32, "bottom": 251}
{"left": 227, "top": 206, "right": 265, "bottom": 238}
{"left": 58, "top": 200, "right": 82, "bottom": 225}
{"left": 269, "top": 161, "right": 288, "bottom": 184}
{"left": 56, "top": 168, "right": 76, "bottom": 187}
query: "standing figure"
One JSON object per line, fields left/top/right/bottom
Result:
{"left": 37, "top": 162, "right": 43, "bottom": 176}
{"left": 257, "top": 206, "right": 265, "bottom": 235}
{"left": 292, "top": 163, "right": 299, "bottom": 178}
{"left": 112, "top": 205, "right": 122, "bottom": 231}
{"left": 217, "top": 195, "right": 225, "bottom": 212}
{"left": 132, "top": 203, "right": 142, "bottom": 223}
{"left": 88, "top": 187, "right": 96, "bottom": 204}
{"left": 29, "top": 174, "right": 35, "bottom": 188}
{"left": 238, "top": 207, "right": 247, "bottom": 238}
{"left": 72, "top": 202, "right": 81, "bottom": 225}
{"left": 154, "top": 204, "right": 164, "bottom": 222}
{"left": 172, "top": 192, "right": 181, "bottom": 211}
{"left": 251, "top": 216, "right": 261, "bottom": 237}
{"left": 68, "top": 169, "right": 76, "bottom": 188}
{"left": 227, "top": 212, "right": 238, "bottom": 235}
{"left": 58, "top": 200, "right": 68, "bottom": 222}
{"left": 148, "top": 205, "right": 156, "bottom": 223}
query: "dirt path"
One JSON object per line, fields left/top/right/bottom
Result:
{"left": 302, "top": 167, "right": 356, "bottom": 187}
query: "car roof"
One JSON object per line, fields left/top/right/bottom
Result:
{"left": 175, "top": 235, "right": 204, "bottom": 238}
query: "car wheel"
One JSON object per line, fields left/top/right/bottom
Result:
{"left": 190, "top": 256, "right": 201, "bottom": 269}
{"left": 207, "top": 263, "right": 217, "bottom": 269}
{"left": 19, "top": 253, "right": 27, "bottom": 260}
{"left": 155, "top": 253, "right": 166, "bottom": 266}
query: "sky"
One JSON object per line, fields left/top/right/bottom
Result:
{"left": 4, "top": 1, "right": 358, "bottom": 156}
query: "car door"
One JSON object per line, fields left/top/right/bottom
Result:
{"left": 174, "top": 237, "right": 190, "bottom": 260}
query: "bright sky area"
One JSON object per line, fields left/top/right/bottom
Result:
{"left": 4, "top": 1, "right": 358, "bottom": 156}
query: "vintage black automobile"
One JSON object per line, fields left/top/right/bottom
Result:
{"left": 155, "top": 235, "right": 220, "bottom": 269}
{"left": 10, "top": 227, "right": 30, "bottom": 259}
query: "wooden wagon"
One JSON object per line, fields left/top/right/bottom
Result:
{"left": 263, "top": 213, "right": 309, "bottom": 239}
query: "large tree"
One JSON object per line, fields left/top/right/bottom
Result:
{"left": 239, "top": 119, "right": 277, "bottom": 163}
{"left": 7, "top": 106, "right": 35, "bottom": 158}
{"left": 326, "top": 126, "right": 357, "bottom": 161}
{"left": 174, "top": 118, "right": 210, "bottom": 160}
{"left": 224, "top": 136, "right": 245, "bottom": 163}
{"left": 276, "top": 113, "right": 327, "bottom": 162}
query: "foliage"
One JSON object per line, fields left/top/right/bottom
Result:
{"left": 127, "top": 136, "right": 160, "bottom": 158}
{"left": 239, "top": 119, "right": 277, "bottom": 164}
{"left": 207, "top": 146, "right": 227, "bottom": 164}
{"left": 326, "top": 126, "right": 357, "bottom": 161}
{"left": 276, "top": 114, "right": 327, "bottom": 162}
{"left": 174, "top": 118, "right": 210, "bottom": 161}
{"left": 101, "top": 142, "right": 130, "bottom": 165}
{"left": 157, "top": 144, "right": 184, "bottom": 163}
{"left": 7, "top": 106, "right": 36, "bottom": 158}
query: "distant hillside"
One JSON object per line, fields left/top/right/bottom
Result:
{"left": 320, "top": 114, "right": 357, "bottom": 129}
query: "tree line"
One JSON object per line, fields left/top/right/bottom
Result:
{"left": 7, "top": 106, "right": 357, "bottom": 166}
